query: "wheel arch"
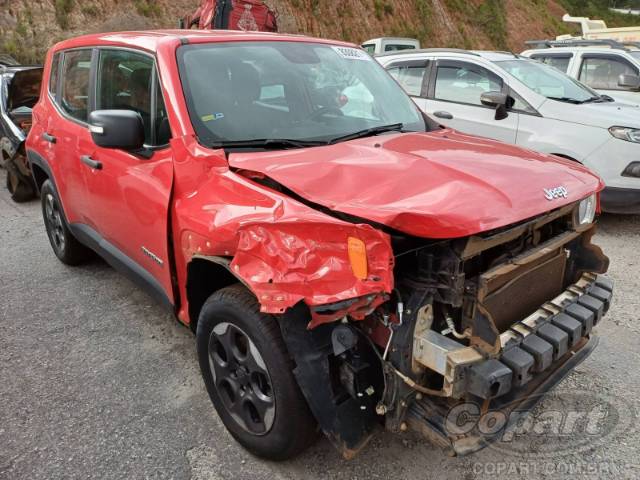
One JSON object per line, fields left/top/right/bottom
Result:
{"left": 26, "top": 149, "right": 52, "bottom": 194}
{"left": 30, "top": 163, "right": 49, "bottom": 193}
{"left": 186, "top": 255, "right": 247, "bottom": 333}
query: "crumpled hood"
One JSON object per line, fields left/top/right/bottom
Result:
{"left": 228, "top": 129, "right": 603, "bottom": 238}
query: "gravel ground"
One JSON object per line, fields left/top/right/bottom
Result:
{"left": 1, "top": 167, "right": 639, "bottom": 480}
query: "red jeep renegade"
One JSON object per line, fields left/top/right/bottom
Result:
{"left": 27, "top": 31, "right": 613, "bottom": 460}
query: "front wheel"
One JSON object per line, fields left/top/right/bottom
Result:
{"left": 196, "top": 285, "right": 317, "bottom": 460}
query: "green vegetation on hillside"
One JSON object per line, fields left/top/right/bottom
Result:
{"left": 444, "top": 0, "right": 508, "bottom": 50}
{"left": 55, "top": 0, "right": 75, "bottom": 29}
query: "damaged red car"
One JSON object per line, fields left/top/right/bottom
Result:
{"left": 26, "top": 31, "right": 613, "bottom": 460}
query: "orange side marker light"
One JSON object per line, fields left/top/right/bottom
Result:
{"left": 348, "top": 237, "right": 368, "bottom": 280}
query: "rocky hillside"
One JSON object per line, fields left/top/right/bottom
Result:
{"left": 1, "top": 0, "right": 639, "bottom": 64}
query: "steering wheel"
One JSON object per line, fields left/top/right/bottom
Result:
{"left": 305, "top": 106, "right": 344, "bottom": 122}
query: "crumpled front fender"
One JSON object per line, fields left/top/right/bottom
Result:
{"left": 230, "top": 222, "right": 394, "bottom": 328}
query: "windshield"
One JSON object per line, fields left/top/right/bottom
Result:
{"left": 496, "top": 58, "right": 600, "bottom": 103}
{"left": 630, "top": 51, "right": 640, "bottom": 61}
{"left": 177, "top": 42, "right": 425, "bottom": 146}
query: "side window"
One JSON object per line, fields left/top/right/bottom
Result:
{"left": 96, "top": 49, "right": 158, "bottom": 145}
{"left": 434, "top": 63, "right": 503, "bottom": 106}
{"left": 388, "top": 63, "right": 426, "bottom": 96}
{"left": 579, "top": 56, "right": 638, "bottom": 90}
{"left": 531, "top": 55, "right": 571, "bottom": 73}
{"left": 49, "top": 52, "right": 60, "bottom": 97}
{"left": 60, "top": 49, "right": 92, "bottom": 122}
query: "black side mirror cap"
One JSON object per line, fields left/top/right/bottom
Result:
{"left": 481, "top": 91, "right": 508, "bottom": 107}
{"left": 88, "top": 110, "right": 145, "bottom": 150}
{"left": 480, "top": 91, "right": 514, "bottom": 121}
{"left": 618, "top": 74, "right": 640, "bottom": 91}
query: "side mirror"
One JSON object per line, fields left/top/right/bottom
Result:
{"left": 88, "top": 110, "right": 145, "bottom": 150}
{"left": 618, "top": 74, "right": 640, "bottom": 91}
{"left": 480, "top": 91, "right": 513, "bottom": 121}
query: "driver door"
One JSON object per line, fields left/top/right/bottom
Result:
{"left": 80, "top": 48, "right": 175, "bottom": 304}
{"left": 415, "top": 59, "right": 518, "bottom": 144}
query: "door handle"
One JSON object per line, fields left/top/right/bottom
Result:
{"left": 42, "top": 132, "right": 56, "bottom": 143}
{"left": 433, "top": 111, "right": 454, "bottom": 120}
{"left": 81, "top": 155, "right": 102, "bottom": 170}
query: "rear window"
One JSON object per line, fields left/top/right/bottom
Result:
{"left": 59, "top": 49, "right": 92, "bottom": 122}
{"left": 8, "top": 68, "right": 43, "bottom": 110}
{"left": 49, "top": 52, "right": 60, "bottom": 96}
{"left": 384, "top": 44, "right": 416, "bottom": 52}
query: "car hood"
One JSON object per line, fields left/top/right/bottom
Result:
{"left": 540, "top": 98, "right": 640, "bottom": 129}
{"left": 228, "top": 129, "right": 603, "bottom": 238}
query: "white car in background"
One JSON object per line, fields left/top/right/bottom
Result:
{"left": 521, "top": 39, "right": 640, "bottom": 104}
{"left": 377, "top": 49, "right": 640, "bottom": 214}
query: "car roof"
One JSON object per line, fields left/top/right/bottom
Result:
{"left": 52, "top": 30, "right": 356, "bottom": 54}
{"left": 377, "top": 48, "right": 521, "bottom": 62}
{"left": 523, "top": 46, "right": 638, "bottom": 55}
{"left": 364, "top": 37, "right": 419, "bottom": 42}
{"left": 472, "top": 51, "right": 519, "bottom": 61}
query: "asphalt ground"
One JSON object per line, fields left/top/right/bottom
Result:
{"left": 1, "top": 167, "right": 639, "bottom": 479}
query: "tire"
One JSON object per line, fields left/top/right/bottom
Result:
{"left": 6, "top": 169, "right": 35, "bottom": 202}
{"left": 40, "top": 179, "right": 91, "bottom": 265}
{"left": 196, "top": 285, "right": 318, "bottom": 460}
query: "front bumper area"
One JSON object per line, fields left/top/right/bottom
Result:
{"left": 471, "top": 273, "right": 613, "bottom": 399}
{"left": 407, "top": 334, "right": 600, "bottom": 456}
{"left": 600, "top": 186, "right": 640, "bottom": 214}
{"left": 406, "top": 273, "right": 613, "bottom": 455}
{"left": 414, "top": 273, "right": 613, "bottom": 401}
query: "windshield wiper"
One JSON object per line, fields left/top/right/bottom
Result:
{"left": 548, "top": 95, "right": 612, "bottom": 105}
{"left": 210, "top": 138, "right": 327, "bottom": 149}
{"left": 547, "top": 96, "right": 584, "bottom": 104}
{"left": 327, "top": 123, "right": 404, "bottom": 144}
{"left": 581, "top": 95, "right": 614, "bottom": 103}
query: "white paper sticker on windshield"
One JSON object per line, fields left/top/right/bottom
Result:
{"left": 332, "top": 46, "right": 371, "bottom": 61}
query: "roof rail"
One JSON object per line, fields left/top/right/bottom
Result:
{"left": 525, "top": 39, "right": 629, "bottom": 50}
{"left": 375, "top": 48, "right": 480, "bottom": 58}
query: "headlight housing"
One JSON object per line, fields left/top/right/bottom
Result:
{"left": 577, "top": 193, "right": 597, "bottom": 225}
{"left": 609, "top": 126, "right": 640, "bottom": 143}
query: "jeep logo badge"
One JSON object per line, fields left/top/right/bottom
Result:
{"left": 543, "top": 186, "right": 568, "bottom": 200}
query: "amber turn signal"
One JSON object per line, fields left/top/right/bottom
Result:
{"left": 347, "top": 237, "right": 368, "bottom": 280}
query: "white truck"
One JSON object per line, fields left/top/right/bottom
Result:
{"left": 361, "top": 37, "right": 420, "bottom": 55}
{"left": 558, "top": 14, "right": 640, "bottom": 42}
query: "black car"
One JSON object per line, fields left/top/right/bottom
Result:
{"left": 1, "top": 62, "right": 43, "bottom": 201}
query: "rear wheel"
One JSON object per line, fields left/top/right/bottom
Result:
{"left": 196, "top": 285, "right": 317, "bottom": 460}
{"left": 41, "top": 180, "right": 91, "bottom": 265}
